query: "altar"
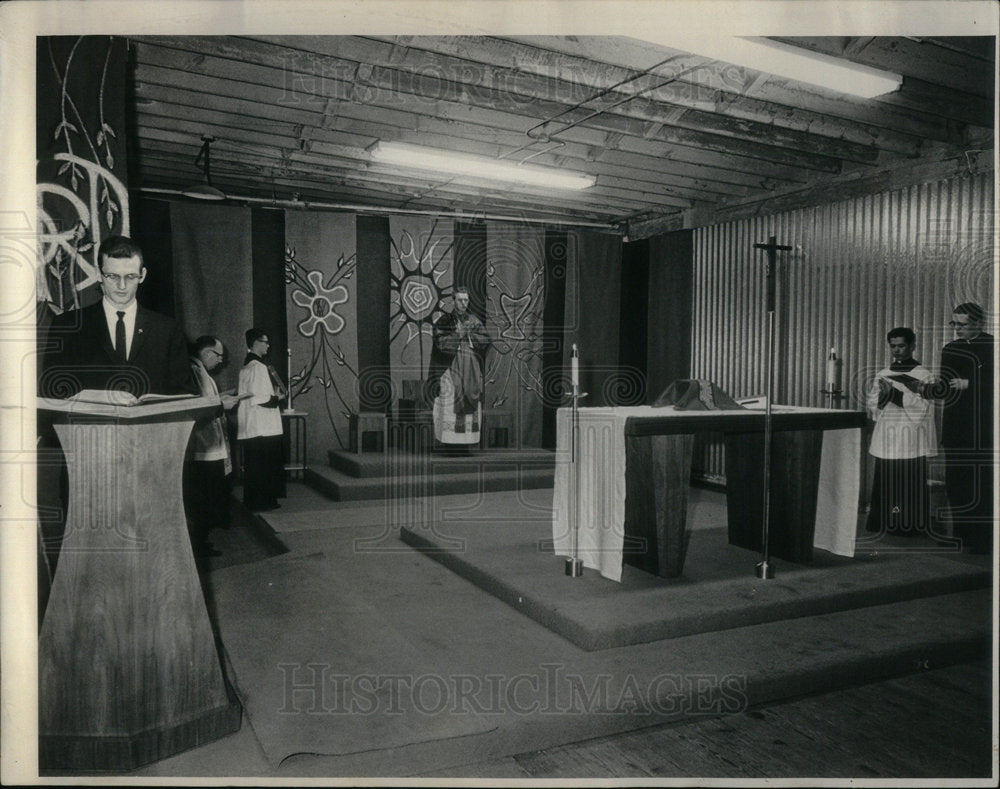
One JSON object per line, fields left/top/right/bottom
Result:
{"left": 551, "top": 405, "right": 866, "bottom": 582}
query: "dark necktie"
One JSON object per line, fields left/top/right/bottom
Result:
{"left": 115, "top": 311, "right": 127, "bottom": 362}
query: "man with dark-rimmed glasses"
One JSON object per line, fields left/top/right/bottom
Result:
{"left": 926, "top": 303, "right": 995, "bottom": 554}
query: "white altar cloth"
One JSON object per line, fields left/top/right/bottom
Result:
{"left": 551, "top": 405, "right": 861, "bottom": 582}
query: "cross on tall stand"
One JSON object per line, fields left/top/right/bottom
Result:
{"left": 753, "top": 235, "right": 792, "bottom": 580}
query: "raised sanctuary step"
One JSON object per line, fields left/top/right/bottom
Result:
{"left": 328, "top": 446, "right": 555, "bottom": 478}
{"left": 401, "top": 519, "right": 993, "bottom": 651}
{"left": 308, "top": 448, "right": 555, "bottom": 501}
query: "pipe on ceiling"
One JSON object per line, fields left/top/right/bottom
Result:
{"left": 136, "top": 187, "right": 622, "bottom": 231}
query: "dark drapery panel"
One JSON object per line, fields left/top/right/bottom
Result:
{"left": 563, "top": 230, "right": 623, "bottom": 407}
{"left": 36, "top": 36, "right": 130, "bottom": 312}
{"left": 170, "top": 202, "right": 254, "bottom": 394}
{"left": 356, "top": 215, "right": 392, "bottom": 411}
{"left": 130, "top": 197, "right": 174, "bottom": 316}
{"left": 541, "top": 230, "right": 569, "bottom": 449}
{"left": 251, "top": 207, "right": 288, "bottom": 387}
{"left": 647, "top": 230, "right": 694, "bottom": 402}
{"left": 619, "top": 238, "right": 650, "bottom": 406}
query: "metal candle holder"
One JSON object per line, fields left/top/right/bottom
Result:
{"left": 566, "top": 344, "right": 586, "bottom": 577}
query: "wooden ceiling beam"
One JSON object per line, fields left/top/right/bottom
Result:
{"left": 357, "top": 34, "right": 914, "bottom": 161}
{"left": 133, "top": 38, "right": 850, "bottom": 173}
{"left": 132, "top": 55, "right": 814, "bottom": 188}
{"left": 138, "top": 114, "right": 752, "bottom": 210}
{"left": 499, "top": 35, "right": 988, "bottom": 141}
{"left": 138, "top": 164, "right": 624, "bottom": 225}
{"left": 133, "top": 67, "right": 803, "bottom": 192}
{"left": 766, "top": 36, "right": 993, "bottom": 98}
{"left": 133, "top": 133, "right": 683, "bottom": 214}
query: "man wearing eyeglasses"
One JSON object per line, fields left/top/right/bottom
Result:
{"left": 185, "top": 336, "right": 241, "bottom": 560}
{"left": 927, "top": 302, "right": 995, "bottom": 554}
{"left": 39, "top": 235, "right": 195, "bottom": 397}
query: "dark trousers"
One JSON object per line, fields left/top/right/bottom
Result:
{"left": 945, "top": 450, "right": 994, "bottom": 553}
{"left": 866, "top": 456, "right": 929, "bottom": 536}
{"left": 240, "top": 435, "right": 286, "bottom": 510}
{"left": 183, "top": 459, "right": 231, "bottom": 548}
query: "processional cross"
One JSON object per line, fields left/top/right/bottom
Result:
{"left": 752, "top": 235, "right": 792, "bottom": 580}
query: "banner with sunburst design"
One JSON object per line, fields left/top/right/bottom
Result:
{"left": 284, "top": 211, "right": 359, "bottom": 462}
{"left": 387, "top": 216, "right": 455, "bottom": 405}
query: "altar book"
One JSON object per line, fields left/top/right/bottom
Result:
{"left": 66, "top": 389, "right": 198, "bottom": 407}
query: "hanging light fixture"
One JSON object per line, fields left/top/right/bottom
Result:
{"left": 368, "top": 141, "right": 597, "bottom": 190}
{"left": 182, "top": 135, "right": 226, "bottom": 200}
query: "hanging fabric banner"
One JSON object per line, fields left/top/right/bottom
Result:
{"left": 485, "top": 221, "right": 546, "bottom": 448}
{"left": 36, "top": 36, "right": 130, "bottom": 312}
{"left": 563, "top": 230, "right": 624, "bottom": 407}
{"left": 387, "top": 216, "right": 455, "bottom": 407}
{"left": 284, "top": 211, "right": 359, "bottom": 462}
{"left": 169, "top": 202, "right": 254, "bottom": 394}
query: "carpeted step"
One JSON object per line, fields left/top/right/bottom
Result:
{"left": 400, "top": 519, "right": 992, "bottom": 651}
{"left": 306, "top": 460, "right": 555, "bottom": 501}
{"left": 328, "top": 447, "right": 556, "bottom": 478}
{"left": 207, "top": 524, "right": 991, "bottom": 776}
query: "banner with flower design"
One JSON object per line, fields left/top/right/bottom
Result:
{"left": 387, "top": 216, "right": 455, "bottom": 403}
{"left": 484, "top": 222, "right": 546, "bottom": 448}
{"left": 36, "top": 36, "right": 129, "bottom": 313}
{"left": 284, "top": 211, "right": 358, "bottom": 463}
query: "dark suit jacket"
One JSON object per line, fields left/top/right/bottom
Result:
{"left": 39, "top": 302, "right": 196, "bottom": 398}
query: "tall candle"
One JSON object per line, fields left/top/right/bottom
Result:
{"left": 571, "top": 344, "right": 579, "bottom": 387}
{"left": 287, "top": 348, "right": 293, "bottom": 411}
{"left": 826, "top": 348, "right": 840, "bottom": 391}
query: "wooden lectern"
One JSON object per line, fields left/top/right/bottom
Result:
{"left": 37, "top": 395, "right": 242, "bottom": 772}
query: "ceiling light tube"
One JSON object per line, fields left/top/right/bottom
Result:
{"left": 369, "top": 142, "right": 597, "bottom": 190}
{"left": 637, "top": 36, "right": 902, "bottom": 98}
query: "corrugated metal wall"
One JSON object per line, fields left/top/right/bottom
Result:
{"left": 690, "top": 172, "right": 995, "bottom": 482}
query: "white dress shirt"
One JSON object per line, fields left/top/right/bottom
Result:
{"left": 101, "top": 298, "right": 138, "bottom": 360}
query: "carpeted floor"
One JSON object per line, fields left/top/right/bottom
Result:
{"left": 170, "top": 483, "right": 992, "bottom": 777}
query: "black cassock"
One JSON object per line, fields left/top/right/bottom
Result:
{"left": 931, "top": 333, "right": 995, "bottom": 552}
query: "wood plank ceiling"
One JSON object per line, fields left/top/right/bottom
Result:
{"left": 126, "top": 35, "right": 995, "bottom": 234}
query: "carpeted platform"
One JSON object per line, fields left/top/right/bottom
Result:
{"left": 308, "top": 448, "right": 555, "bottom": 501}
{"left": 400, "top": 520, "right": 992, "bottom": 650}
{"left": 200, "top": 484, "right": 991, "bottom": 775}
{"left": 208, "top": 522, "right": 991, "bottom": 775}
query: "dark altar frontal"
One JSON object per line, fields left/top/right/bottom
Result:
{"left": 623, "top": 408, "right": 867, "bottom": 577}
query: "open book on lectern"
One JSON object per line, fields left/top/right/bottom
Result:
{"left": 65, "top": 389, "right": 199, "bottom": 407}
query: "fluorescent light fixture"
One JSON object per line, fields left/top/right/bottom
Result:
{"left": 637, "top": 36, "right": 902, "bottom": 98}
{"left": 369, "top": 142, "right": 597, "bottom": 190}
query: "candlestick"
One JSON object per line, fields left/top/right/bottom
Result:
{"left": 571, "top": 344, "right": 579, "bottom": 387}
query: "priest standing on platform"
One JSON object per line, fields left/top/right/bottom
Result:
{"left": 865, "top": 327, "right": 937, "bottom": 538}
{"left": 38, "top": 235, "right": 194, "bottom": 398}
{"left": 426, "top": 286, "right": 491, "bottom": 452}
{"left": 926, "top": 303, "right": 995, "bottom": 554}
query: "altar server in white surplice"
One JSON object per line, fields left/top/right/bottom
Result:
{"left": 237, "top": 328, "right": 286, "bottom": 512}
{"left": 865, "top": 326, "right": 937, "bottom": 537}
